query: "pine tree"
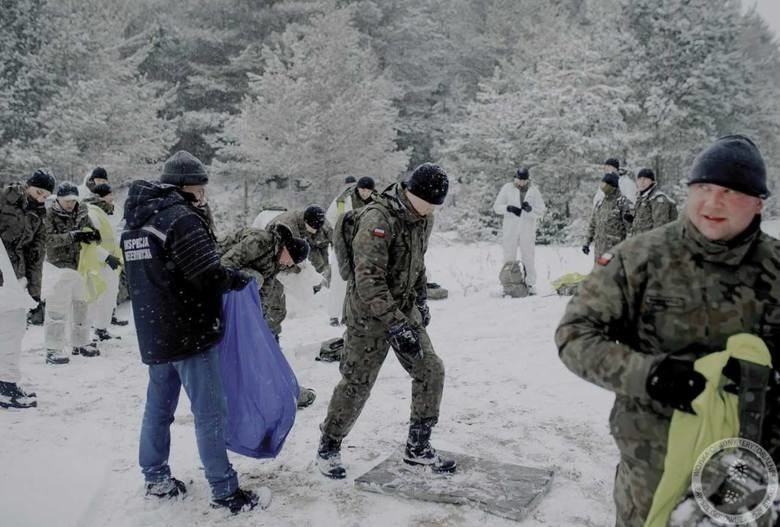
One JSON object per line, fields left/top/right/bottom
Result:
{"left": 218, "top": 4, "right": 408, "bottom": 215}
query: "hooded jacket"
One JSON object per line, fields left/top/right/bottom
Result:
{"left": 121, "top": 180, "right": 238, "bottom": 365}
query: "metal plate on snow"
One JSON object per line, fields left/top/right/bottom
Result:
{"left": 354, "top": 449, "right": 554, "bottom": 523}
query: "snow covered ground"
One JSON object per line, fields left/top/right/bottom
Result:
{"left": 2, "top": 221, "right": 777, "bottom": 526}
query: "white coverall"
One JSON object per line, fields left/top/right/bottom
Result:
{"left": 86, "top": 205, "right": 120, "bottom": 332}
{"left": 0, "top": 242, "right": 36, "bottom": 383}
{"left": 492, "top": 182, "right": 546, "bottom": 286}
{"left": 324, "top": 186, "right": 354, "bottom": 321}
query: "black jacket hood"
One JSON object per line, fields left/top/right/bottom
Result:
{"left": 123, "top": 180, "right": 186, "bottom": 229}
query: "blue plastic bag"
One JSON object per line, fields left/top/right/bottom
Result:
{"left": 217, "top": 280, "right": 299, "bottom": 458}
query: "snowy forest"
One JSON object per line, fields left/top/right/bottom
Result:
{"left": 2, "top": 0, "right": 779, "bottom": 241}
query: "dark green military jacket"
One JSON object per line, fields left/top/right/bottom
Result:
{"left": 0, "top": 184, "right": 47, "bottom": 297}
{"left": 83, "top": 195, "right": 114, "bottom": 215}
{"left": 556, "top": 216, "right": 780, "bottom": 461}
{"left": 269, "top": 209, "right": 332, "bottom": 275}
{"left": 220, "top": 227, "right": 284, "bottom": 287}
{"left": 345, "top": 183, "right": 433, "bottom": 334}
{"left": 45, "top": 201, "right": 96, "bottom": 270}
{"left": 587, "top": 186, "right": 632, "bottom": 257}
{"left": 630, "top": 184, "right": 677, "bottom": 236}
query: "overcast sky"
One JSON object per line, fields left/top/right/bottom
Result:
{"left": 753, "top": 0, "right": 780, "bottom": 37}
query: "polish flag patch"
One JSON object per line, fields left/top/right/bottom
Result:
{"left": 372, "top": 228, "right": 386, "bottom": 238}
{"left": 596, "top": 253, "right": 614, "bottom": 266}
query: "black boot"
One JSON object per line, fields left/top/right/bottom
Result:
{"left": 110, "top": 309, "right": 128, "bottom": 326}
{"left": 297, "top": 387, "right": 316, "bottom": 409}
{"left": 0, "top": 381, "right": 37, "bottom": 409}
{"left": 74, "top": 343, "right": 100, "bottom": 357}
{"left": 211, "top": 488, "right": 260, "bottom": 514}
{"left": 145, "top": 477, "right": 186, "bottom": 499}
{"left": 404, "top": 420, "right": 456, "bottom": 473}
{"left": 95, "top": 328, "right": 120, "bottom": 341}
{"left": 316, "top": 435, "right": 346, "bottom": 479}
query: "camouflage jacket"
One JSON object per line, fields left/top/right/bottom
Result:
{"left": 630, "top": 184, "right": 677, "bottom": 236}
{"left": 346, "top": 183, "right": 433, "bottom": 334}
{"left": 0, "top": 184, "right": 47, "bottom": 297}
{"left": 586, "top": 187, "right": 631, "bottom": 255}
{"left": 269, "top": 209, "right": 332, "bottom": 274}
{"left": 83, "top": 195, "right": 114, "bottom": 215}
{"left": 220, "top": 226, "right": 285, "bottom": 289}
{"left": 45, "top": 201, "right": 97, "bottom": 270}
{"left": 556, "top": 217, "right": 780, "bottom": 460}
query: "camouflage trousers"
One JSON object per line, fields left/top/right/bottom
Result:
{"left": 260, "top": 277, "right": 286, "bottom": 337}
{"left": 613, "top": 451, "right": 662, "bottom": 527}
{"left": 320, "top": 326, "right": 445, "bottom": 441}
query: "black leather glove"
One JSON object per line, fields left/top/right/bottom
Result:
{"left": 646, "top": 356, "right": 706, "bottom": 414}
{"left": 521, "top": 201, "right": 532, "bottom": 213}
{"left": 387, "top": 322, "right": 422, "bottom": 359}
{"left": 506, "top": 205, "right": 523, "bottom": 217}
{"left": 581, "top": 244, "right": 590, "bottom": 255}
{"left": 72, "top": 230, "right": 101, "bottom": 243}
{"left": 229, "top": 270, "right": 253, "bottom": 291}
{"left": 623, "top": 212, "right": 634, "bottom": 223}
{"left": 417, "top": 302, "right": 431, "bottom": 328}
{"left": 104, "top": 255, "right": 122, "bottom": 270}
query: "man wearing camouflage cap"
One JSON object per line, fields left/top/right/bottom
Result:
{"left": 556, "top": 135, "right": 780, "bottom": 526}
{"left": 316, "top": 163, "right": 456, "bottom": 479}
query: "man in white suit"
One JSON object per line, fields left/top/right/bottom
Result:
{"left": 492, "top": 167, "right": 546, "bottom": 293}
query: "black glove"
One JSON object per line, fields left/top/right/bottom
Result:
{"left": 229, "top": 270, "right": 253, "bottom": 291}
{"left": 623, "top": 212, "right": 634, "bottom": 223}
{"left": 646, "top": 356, "right": 706, "bottom": 414}
{"left": 104, "top": 255, "right": 122, "bottom": 270}
{"left": 417, "top": 302, "right": 431, "bottom": 328}
{"left": 581, "top": 244, "right": 590, "bottom": 255}
{"left": 506, "top": 205, "right": 523, "bottom": 217}
{"left": 72, "top": 230, "right": 101, "bottom": 243}
{"left": 387, "top": 322, "right": 422, "bottom": 359}
{"left": 521, "top": 201, "right": 532, "bottom": 213}
{"left": 313, "top": 283, "right": 322, "bottom": 295}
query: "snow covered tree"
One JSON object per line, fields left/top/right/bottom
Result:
{"left": 218, "top": 4, "right": 408, "bottom": 213}
{"left": 617, "top": 0, "right": 756, "bottom": 191}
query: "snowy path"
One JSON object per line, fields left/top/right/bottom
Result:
{"left": 2, "top": 241, "right": 618, "bottom": 526}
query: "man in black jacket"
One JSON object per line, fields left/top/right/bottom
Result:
{"left": 121, "top": 151, "right": 259, "bottom": 514}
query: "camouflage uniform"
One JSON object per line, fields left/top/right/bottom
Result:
{"left": 321, "top": 183, "right": 444, "bottom": 441}
{"left": 45, "top": 202, "right": 95, "bottom": 270}
{"left": 268, "top": 209, "right": 332, "bottom": 277}
{"left": 555, "top": 217, "right": 780, "bottom": 526}
{"left": 82, "top": 195, "right": 114, "bottom": 216}
{"left": 220, "top": 227, "right": 287, "bottom": 336}
{"left": 586, "top": 186, "right": 632, "bottom": 258}
{"left": 629, "top": 184, "right": 677, "bottom": 236}
{"left": 0, "top": 184, "right": 47, "bottom": 298}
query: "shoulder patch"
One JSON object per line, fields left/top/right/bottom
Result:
{"left": 372, "top": 228, "right": 386, "bottom": 238}
{"left": 596, "top": 252, "right": 614, "bottom": 266}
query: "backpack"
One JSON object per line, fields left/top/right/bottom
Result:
{"left": 332, "top": 203, "right": 392, "bottom": 282}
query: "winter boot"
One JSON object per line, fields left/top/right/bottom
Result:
{"left": 110, "top": 310, "right": 128, "bottom": 326}
{"left": 145, "top": 477, "right": 187, "bottom": 499}
{"left": 74, "top": 343, "right": 100, "bottom": 357}
{"left": 297, "top": 387, "right": 317, "bottom": 409}
{"left": 45, "top": 349, "right": 70, "bottom": 365}
{"left": 404, "top": 420, "right": 456, "bottom": 473}
{"left": 316, "top": 435, "right": 346, "bottom": 479}
{"left": 27, "top": 301, "right": 45, "bottom": 326}
{"left": 210, "top": 488, "right": 260, "bottom": 514}
{"left": 95, "top": 328, "right": 120, "bottom": 341}
{"left": 0, "top": 381, "right": 37, "bottom": 409}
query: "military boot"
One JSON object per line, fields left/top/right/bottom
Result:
{"left": 95, "top": 328, "right": 120, "bottom": 341}
{"left": 145, "top": 477, "right": 187, "bottom": 499}
{"left": 296, "top": 387, "right": 316, "bottom": 409}
{"left": 46, "top": 349, "right": 70, "bottom": 365}
{"left": 74, "top": 343, "right": 100, "bottom": 357}
{"left": 316, "top": 435, "right": 346, "bottom": 479}
{"left": 404, "top": 420, "right": 456, "bottom": 473}
{"left": 0, "top": 381, "right": 37, "bottom": 409}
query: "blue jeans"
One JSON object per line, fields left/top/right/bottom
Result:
{"left": 139, "top": 347, "right": 238, "bottom": 499}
